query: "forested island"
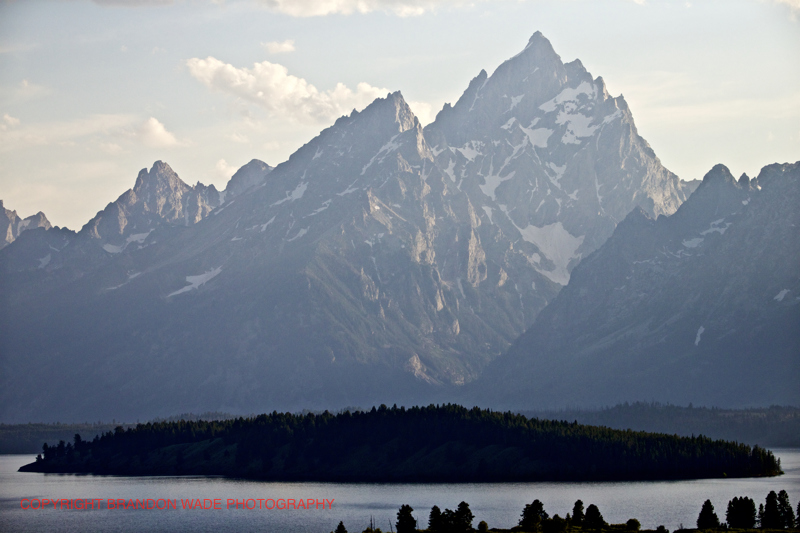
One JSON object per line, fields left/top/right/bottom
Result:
{"left": 19, "top": 404, "right": 782, "bottom": 481}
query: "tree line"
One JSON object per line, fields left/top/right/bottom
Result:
{"left": 331, "top": 491, "right": 799, "bottom": 533}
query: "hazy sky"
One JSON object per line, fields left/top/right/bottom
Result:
{"left": 1, "top": 0, "right": 798, "bottom": 230}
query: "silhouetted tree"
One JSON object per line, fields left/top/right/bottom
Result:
{"left": 455, "top": 501, "right": 474, "bottom": 532}
{"left": 585, "top": 504, "right": 606, "bottom": 531}
{"left": 626, "top": 518, "right": 641, "bottom": 531}
{"left": 777, "top": 490, "right": 795, "bottom": 529}
{"left": 572, "top": 500, "right": 585, "bottom": 527}
{"left": 520, "top": 499, "right": 549, "bottom": 531}
{"left": 656, "top": 525, "right": 669, "bottom": 533}
{"left": 762, "top": 491, "right": 782, "bottom": 529}
{"left": 543, "top": 514, "right": 568, "bottom": 533}
{"left": 697, "top": 500, "right": 720, "bottom": 529}
{"left": 477, "top": 520, "right": 489, "bottom": 533}
{"left": 396, "top": 504, "right": 416, "bottom": 533}
{"left": 334, "top": 521, "right": 347, "bottom": 533}
{"left": 429, "top": 505, "right": 443, "bottom": 532}
{"left": 727, "top": 497, "right": 757, "bottom": 529}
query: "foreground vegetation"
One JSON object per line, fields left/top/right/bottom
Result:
{"left": 331, "top": 491, "right": 799, "bottom": 533}
{"left": 20, "top": 404, "right": 782, "bottom": 481}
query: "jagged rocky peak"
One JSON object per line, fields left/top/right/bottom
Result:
{"left": 0, "top": 199, "right": 52, "bottom": 249}
{"left": 79, "top": 161, "right": 222, "bottom": 249}
{"left": 337, "top": 91, "right": 420, "bottom": 145}
{"left": 422, "top": 31, "right": 686, "bottom": 288}
{"left": 224, "top": 159, "right": 274, "bottom": 198}
{"left": 362, "top": 90, "right": 419, "bottom": 133}
{"left": 701, "top": 163, "right": 738, "bottom": 186}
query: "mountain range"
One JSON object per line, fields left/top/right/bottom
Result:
{"left": 1, "top": 32, "right": 794, "bottom": 422}
{"left": 474, "top": 163, "right": 799, "bottom": 408}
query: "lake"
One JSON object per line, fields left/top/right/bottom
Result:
{"left": 1, "top": 450, "right": 798, "bottom": 532}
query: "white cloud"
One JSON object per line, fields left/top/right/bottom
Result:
{"left": 227, "top": 132, "right": 250, "bottom": 143}
{"left": 12, "top": 79, "right": 49, "bottom": 101}
{"left": 186, "top": 56, "right": 388, "bottom": 123}
{"left": 256, "top": 0, "right": 476, "bottom": 17}
{"left": 135, "top": 117, "right": 183, "bottom": 147}
{"left": 0, "top": 114, "right": 138, "bottom": 153}
{"left": 2, "top": 113, "right": 21, "bottom": 130}
{"left": 408, "top": 100, "right": 434, "bottom": 126}
{"left": 215, "top": 158, "right": 237, "bottom": 179}
{"left": 99, "top": 142, "right": 124, "bottom": 154}
{"left": 263, "top": 39, "right": 296, "bottom": 54}
{"left": 91, "top": 0, "right": 175, "bottom": 6}
{"left": 770, "top": 0, "right": 800, "bottom": 12}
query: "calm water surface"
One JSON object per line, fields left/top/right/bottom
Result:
{"left": 1, "top": 450, "right": 798, "bottom": 532}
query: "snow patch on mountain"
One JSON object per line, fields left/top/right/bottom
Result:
{"left": 539, "top": 81, "right": 596, "bottom": 113}
{"left": 519, "top": 125, "right": 553, "bottom": 148}
{"left": 168, "top": 267, "right": 223, "bottom": 297}
{"left": 457, "top": 142, "right": 482, "bottom": 162}
{"left": 557, "top": 111, "right": 598, "bottom": 144}
{"left": 774, "top": 289, "right": 790, "bottom": 302}
{"left": 695, "top": 326, "right": 705, "bottom": 346}
{"left": 701, "top": 218, "right": 732, "bottom": 235}
{"left": 515, "top": 221, "right": 584, "bottom": 285}
{"left": 480, "top": 171, "right": 516, "bottom": 201}
{"left": 271, "top": 182, "right": 308, "bottom": 206}
{"left": 287, "top": 227, "right": 309, "bottom": 242}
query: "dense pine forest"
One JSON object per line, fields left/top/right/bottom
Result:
{"left": 20, "top": 404, "right": 782, "bottom": 481}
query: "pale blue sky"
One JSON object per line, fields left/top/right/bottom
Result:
{"left": 1, "top": 0, "right": 798, "bottom": 229}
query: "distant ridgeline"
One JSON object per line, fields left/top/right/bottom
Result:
{"left": 19, "top": 405, "right": 781, "bottom": 481}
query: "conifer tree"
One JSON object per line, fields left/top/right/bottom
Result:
{"left": 334, "top": 521, "right": 347, "bottom": 533}
{"left": 429, "top": 505, "right": 442, "bottom": 533}
{"left": 697, "top": 499, "right": 720, "bottom": 529}
{"left": 726, "top": 496, "right": 757, "bottom": 529}
{"left": 585, "top": 504, "right": 606, "bottom": 531}
{"left": 455, "top": 501, "right": 474, "bottom": 532}
{"left": 776, "top": 490, "right": 795, "bottom": 529}
{"left": 572, "top": 500, "right": 585, "bottom": 527}
{"left": 520, "top": 499, "right": 549, "bottom": 531}
{"left": 396, "top": 504, "right": 416, "bottom": 533}
{"left": 762, "top": 491, "right": 782, "bottom": 529}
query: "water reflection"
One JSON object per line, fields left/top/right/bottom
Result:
{"left": 1, "top": 450, "right": 798, "bottom": 533}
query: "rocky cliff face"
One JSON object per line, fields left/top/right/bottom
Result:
{"left": 475, "top": 162, "right": 800, "bottom": 409}
{"left": 0, "top": 200, "right": 51, "bottom": 250}
{"left": 425, "top": 31, "right": 687, "bottom": 286}
{"left": 78, "top": 161, "right": 224, "bottom": 252}
{"left": 223, "top": 159, "right": 274, "bottom": 199}
{"left": 0, "top": 33, "right": 700, "bottom": 421}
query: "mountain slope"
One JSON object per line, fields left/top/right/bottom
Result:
{"left": 1, "top": 33, "right": 695, "bottom": 421}
{"left": 475, "top": 162, "right": 800, "bottom": 408}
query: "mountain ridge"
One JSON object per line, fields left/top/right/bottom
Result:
{"left": 0, "top": 32, "right": 736, "bottom": 422}
{"left": 473, "top": 161, "right": 800, "bottom": 409}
